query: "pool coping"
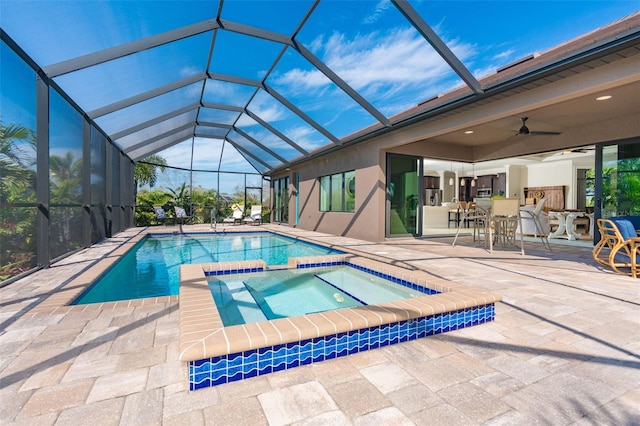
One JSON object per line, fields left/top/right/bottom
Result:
{"left": 178, "top": 254, "right": 502, "bottom": 362}
{"left": 26, "top": 230, "right": 161, "bottom": 315}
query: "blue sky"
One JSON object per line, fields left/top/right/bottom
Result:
{"left": 1, "top": 0, "right": 638, "bottom": 193}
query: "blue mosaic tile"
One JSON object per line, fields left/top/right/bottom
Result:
{"left": 286, "top": 355, "right": 299, "bottom": 368}
{"left": 211, "top": 375, "right": 227, "bottom": 386}
{"left": 296, "top": 260, "right": 347, "bottom": 269}
{"left": 299, "top": 339, "right": 311, "bottom": 351}
{"left": 243, "top": 364, "right": 258, "bottom": 379}
{"left": 258, "top": 360, "right": 272, "bottom": 375}
{"left": 272, "top": 344, "right": 287, "bottom": 359}
{"left": 228, "top": 368, "right": 243, "bottom": 382}
{"left": 244, "top": 349, "right": 258, "bottom": 364}
{"left": 273, "top": 357, "right": 286, "bottom": 372}
{"left": 205, "top": 266, "right": 264, "bottom": 277}
{"left": 300, "top": 351, "right": 313, "bottom": 365}
{"left": 188, "top": 303, "right": 496, "bottom": 391}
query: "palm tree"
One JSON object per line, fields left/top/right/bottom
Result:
{"left": 0, "top": 122, "right": 36, "bottom": 201}
{"left": 133, "top": 155, "right": 168, "bottom": 226}
{"left": 134, "top": 154, "right": 168, "bottom": 189}
{"left": 0, "top": 122, "right": 37, "bottom": 280}
{"left": 49, "top": 152, "right": 83, "bottom": 255}
{"left": 50, "top": 152, "right": 82, "bottom": 203}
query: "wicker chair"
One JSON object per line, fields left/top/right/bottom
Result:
{"left": 592, "top": 218, "right": 639, "bottom": 278}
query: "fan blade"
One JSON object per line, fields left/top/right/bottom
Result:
{"left": 529, "top": 130, "right": 561, "bottom": 135}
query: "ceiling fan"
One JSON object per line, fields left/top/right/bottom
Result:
{"left": 515, "top": 117, "right": 561, "bottom": 136}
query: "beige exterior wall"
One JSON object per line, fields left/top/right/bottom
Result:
{"left": 272, "top": 131, "right": 472, "bottom": 242}
{"left": 273, "top": 142, "right": 387, "bottom": 242}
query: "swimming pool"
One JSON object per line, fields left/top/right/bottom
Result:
{"left": 209, "top": 265, "right": 437, "bottom": 326}
{"left": 72, "top": 232, "right": 342, "bottom": 304}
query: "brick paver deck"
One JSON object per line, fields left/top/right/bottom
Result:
{"left": 1, "top": 224, "right": 638, "bottom": 425}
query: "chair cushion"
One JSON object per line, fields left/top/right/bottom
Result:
{"left": 154, "top": 207, "right": 166, "bottom": 219}
{"left": 611, "top": 218, "right": 636, "bottom": 240}
{"left": 617, "top": 215, "right": 640, "bottom": 231}
{"left": 614, "top": 251, "right": 640, "bottom": 265}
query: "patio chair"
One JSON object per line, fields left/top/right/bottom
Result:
{"left": 174, "top": 206, "right": 190, "bottom": 232}
{"left": 243, "top": 205, "right": 263, "bottom": 225}
{"left": 222, "top": 206, "right": 244, "bottom": 225}
{"left": 488, "top": 198, "right": 524, "bottom": 255}
{"left": 517, "top": 198, "right": 551, "bottom": 250}
{"left": 153, "top": 206, "right": 170, "bottom": 226}
{"left": 451, "top": 202, "right": 488, "bottom": 247}
{"left": 592, "top": 218, "right": 639, "bottom": 278}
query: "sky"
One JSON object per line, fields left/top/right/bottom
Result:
{"left": 1, "top": 0, "right": 638, "bottom": 193}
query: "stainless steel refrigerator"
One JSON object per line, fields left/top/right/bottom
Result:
{"left": 425, "top": 189, "right": 442, "bottom": 206}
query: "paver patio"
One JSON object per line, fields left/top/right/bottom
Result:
{"left": 1, "top": 224, "right": 638, "bottom": 425}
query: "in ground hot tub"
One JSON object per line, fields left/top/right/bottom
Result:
{"left": 179, "top": 254, "right": 501, "bottom": 390}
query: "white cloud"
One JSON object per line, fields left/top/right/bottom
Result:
{"left": 263, "top": 23, "right": 482, "bottom": 136}
{"left": 272, "top": 26, "right": 476, "bottom": 110}
{"left": 246, "top": 95, "right": 287, "bottom": 123}
{"left": 204, "top": 80, "right": 238, "bottom": 97}
{"left": 493, "top": 48, "right": 515, "bottom": 61}
{"left": 158, "top": 140, "right": 194, "bottom": 169}
{"left": 220, "top": 142, "right": 260, "bottom": 171}
{"left": 235, "top": 114, "right": 259, "bottom": 128}
{"left": 286, "top": 125, "right": 325, "bottom": 151}
{"left": 272, "top": 67, "right": 330, "bottom": 90}
{"left": 363, "top": 0, "right": 392, "bottom": 24}
{"left": 180, "top": 65, "right": 201, "bottom": 78}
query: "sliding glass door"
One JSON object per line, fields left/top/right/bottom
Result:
{"left": 386, "top": 154, "right": 422, "bottom": 237}
{"left": 273, "top": 176, "right": 289, "bottom": 223}
{"left": 597, "top": 142, "right": 640, "bottom": 218}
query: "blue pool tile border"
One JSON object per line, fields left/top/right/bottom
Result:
{"left": 204, "top": 266, "right": 265, "bottom": 276}
{"left": 296, "top": 261, "right": 440, "bottom": 296}
{"left": 188, "top": 303, "right": 495, "bottom": 390}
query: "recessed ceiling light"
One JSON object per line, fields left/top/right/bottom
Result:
{"left": 464, "top": 130, "right": 474, "bottom": 134}
{"left": 596, "top": 95, "right": 612, "bottom": 101}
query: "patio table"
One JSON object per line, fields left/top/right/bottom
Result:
{"left": 549, "top": 211, "right": 584, "bottom": 241}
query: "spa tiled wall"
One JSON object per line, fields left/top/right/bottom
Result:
{"left": 189, "top": 304, "right": 495, "bottom": 390}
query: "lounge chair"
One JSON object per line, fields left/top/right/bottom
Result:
{"left": 243, "top": 205, "right": 262, "bottom": 225}
{"left": 174, "top": 206, "right": 190, "bottom": 232}
{"left": 593, "top": 218, "right": 639, "bottom": 278}
{"left": 154, "top": 206, "right": 169, "bottom": 226}
{"left": 222, "top": 207, "right": 244, "bottom": 225}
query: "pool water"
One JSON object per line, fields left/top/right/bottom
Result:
{"left": 72, "top": 232, "right": 341, "bottom": 304}
{"left": 208, "top": 266, "right": 431, "bottom": 326}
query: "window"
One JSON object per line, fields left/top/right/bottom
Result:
{"left": 319, "top": 171, "right": 355, "bottom": 212}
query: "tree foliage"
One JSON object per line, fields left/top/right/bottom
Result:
{"left": 0, "top": 122, "right": 37, "bottom": 280}
{"left": 134, "top": 155, "right": 167, "bottom": 188}
{"left": 0, "top": 122, "right": 36, "bottom": 201}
